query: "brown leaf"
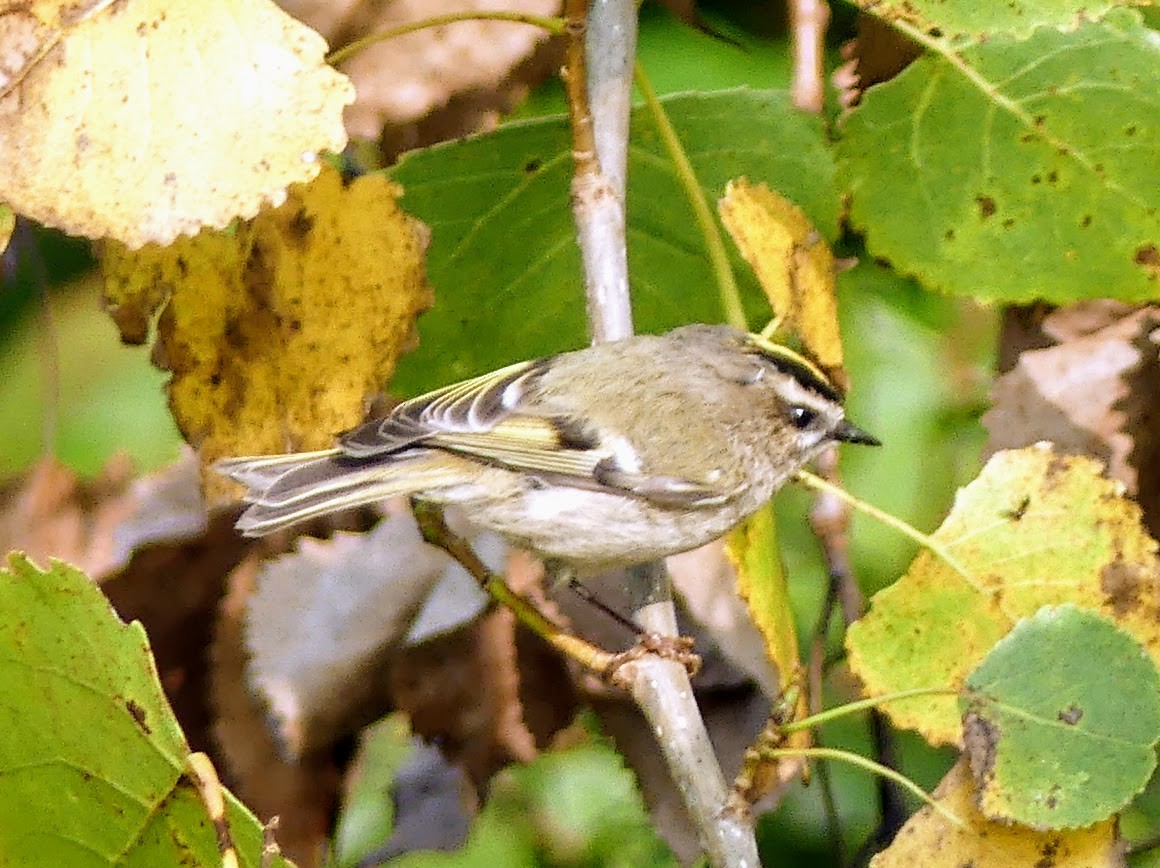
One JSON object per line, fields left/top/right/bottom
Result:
{"left": 985, "top": 307, "right": 1160, "bottom": 495}
{"left": 243, "top": 506, "right": 490, "bottom": 757}
{"left": 314, "top": 0, "right": 562, "bottom": 141}
{"left": 211, "top": 556, "right": 340, "bottom": 868}
{"left": 0, "top": 454, "right": 136, "bottom": 578}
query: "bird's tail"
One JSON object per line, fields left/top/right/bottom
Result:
{"left": 216, "top": 449, "right": 461, "bottom": 536}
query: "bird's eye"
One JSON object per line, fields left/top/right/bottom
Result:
{"left": 788, "top": 405, "right": 818, "bottom": 429}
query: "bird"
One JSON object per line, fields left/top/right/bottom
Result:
{"left": 217, "top": 324, "right": 878, "bottom": 575}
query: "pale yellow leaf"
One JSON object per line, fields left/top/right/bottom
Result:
{"left": 847, "top": 443, "right": 1160, "bottom": 745}
{"left": 718, "top": 178, "right": 844, "bottom": 379}
{"left": 102, "top": 164, "right": 432, "bottom": 498}
{"left": 0, "top": 203, "right": 13, "bottom": 254}
{"left": 872, "top": 759, "right": 1119, "bottom": 868}
{"left": 0, "top": 0, "right": 354, "bottom": 247}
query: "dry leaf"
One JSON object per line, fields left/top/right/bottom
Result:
{"left": 102, "top": 164, "right": 433, "bottom": 498}
{"left": 317, "top": 0, "right": 561, "bottom": 140}
{"left": 872, "top": 759, "right": 1120, "bottom": 868}
{"left": 244, "top": 507, "right": 493, "bottom": 757}
{"left": 212, "top": 556, "right": 339, "bottom": 868}
{"left": 985, "top": 308, "right": 1160, "bottom": 494}
{"left": 718, "top": 178, "right": 845, "bottom": 381}
{"left": 0, "top": 0, "right": 353, "bottom": 247}
{"left": 0, "top": 454, "right": 136, "bottom": 577}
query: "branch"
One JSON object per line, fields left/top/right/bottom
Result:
{"left": 563, "top": 2, "right": 759, "bottom": 865}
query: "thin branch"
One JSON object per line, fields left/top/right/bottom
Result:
{"left": 565, "top": 0, "right": 634, "bottom": 343}
{"left": 326, "top": 11, "right": 564, "bottom": 66}
{"left": 565, "top": 4, "right": 759, "bottom": 865}
{"left": 789, "top": 0, "right": 830, "bottom": 113}
{"left": 633, "top": 61, "right": 746, "bottom": 331}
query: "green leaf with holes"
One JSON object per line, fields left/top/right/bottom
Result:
{"left": 0, "top": 553, "right": 284, "bottom": 867}
{"left": 839, "top": 9, "right": 1160, "bottom": 304}
{"left": 962, "top": 604, "right": 1160, "bottom": 830}
{"left": 388, "top": 89, "right": 838, "bottom": 394}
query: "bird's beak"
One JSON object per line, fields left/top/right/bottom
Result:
{"left": 834, "top": 420, "right": 880, "bottom": 446}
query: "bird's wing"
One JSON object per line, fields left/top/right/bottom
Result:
{"left": 338, "top": 357, "right": 737, "bottom": 507}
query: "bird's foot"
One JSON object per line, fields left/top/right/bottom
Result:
{"left": 602, "top": 633, "right": 701, "bottom": 682}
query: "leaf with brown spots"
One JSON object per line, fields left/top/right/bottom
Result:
{"left": 718, "top": 179, "right": 845, "bottom": 381}
{"left": 102, "top": 164, "right": 433, "bottom": 499}
{"left": 847, "top": 443, "right": 1160, "bottom": 745}
{"left": 871, "top": 759, "right": 1119, "bottom": 868}
{"left": 0, "top": 0, "right": 353, "bottom": 247}
{"left": 0, "top": 554, "right": 289, "bottom": 865}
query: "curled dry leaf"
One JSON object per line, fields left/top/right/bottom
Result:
{"left": 985, "top": 307, "right": 1160, "bottom": 495}
{"left": 313, "top": 0, "right": 562, "bottom": 140}
{"left": 243, "top": 507, "right": 494, "bottom": 758}
{"left": 0, "top": 454, "right": 136, "bottom": 578}
{"left": 0, "top": 0, "right": 353, "bottom": 247}
{"left": 718, "top": 178, "right": 845, "bottom": 382}
{"left": 871, "top": 759, "right": 1119, "bottom": 868}
{"left": 102, "top": 164, "right": 433, "bottom": 499}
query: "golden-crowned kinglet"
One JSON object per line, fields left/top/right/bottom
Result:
{"left": 218, "top": 324, "right": 878, "bottom": 573}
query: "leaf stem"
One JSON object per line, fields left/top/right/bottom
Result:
{"left": 763, "top": 746, "right": 966, "bottom": 829}
{"left": 327, "top": 12, "right": 564, "bottom": 66}
{"left": 632, "top": 61, "right": 746, "bottom": 331}
{"left": 794, "top": 469, "right": 972, "bottom": 580}
{"left": 782, "top": 686, "right": 958, "bottom": 734}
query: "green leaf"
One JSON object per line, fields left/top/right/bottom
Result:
{"left": 334, "top": 715, "right": 415, "bottom": 867}
{"left": 846, "top": 444, "right": 1160, "bottom": 746}
{"left": 962, "top": 604, "right": 1160, "bottom": 830}
{"left": 391, "top": 740, "right": 675, "bottom": 867}
{"left": 0, "top": 554, "right": 284, "bottom": 867}
{"left": 839, "top": 10, "right": 1160, "bottom": 304}
{"left": 388, "top": 89, "right": 838, "bottom": 394}
{"left": 844, "top": 0, "right": 1143, "bottom": 39}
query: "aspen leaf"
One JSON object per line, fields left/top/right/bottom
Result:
{"left": 847, "top": 443, "right": 1160, "bottom": 745}
{"left": 0, "top": 0, "right": 354, "bottom": 247}
{"left": 723, "top": 503, "right": 809, "bottom": 800}
{"left": 0, "top": 554, "right": 287, "bottom": 865}
{"left": 102, "top": 165, "right": 432, "bottom": 498}
{"left": 718, "top": 178, "right": 843, "bottom": 379}
{"left": 872, "top": 759, "right": 1119, "bottom": 868}
{"left": 962, "top": 605, "right": 1160, "bottom": 829}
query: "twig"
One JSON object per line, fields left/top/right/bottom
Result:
{"left": 565, "top": 0, "right": 634, "bottom": 344}
{"left": 565, "top": 3, "right": 759, "bottom": 865}
{"left": 789, "top": 0, "right": 830, "bottom": 113}
{"left": 326, "top": 11, "right": 564, "bottom": 67}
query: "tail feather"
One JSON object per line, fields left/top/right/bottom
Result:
{"left": 216, "top": 450, "right": 462, "bottom": 536}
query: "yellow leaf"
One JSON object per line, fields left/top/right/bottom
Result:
{"left": 102, "top": 164, "right": 433, "bottom": 499}
{"left": 0, "top": 0, "right": 353, "bottom": 247}
{"left": 725, "top": 502, "right": 810, "bottom": 799}
{"left": 0, "top": 203, "right": 12, "bottom": 255}
{"left": 718, "top": 179, "right": 844, "bottom": 380}
{"left": 847, "top": 443, "right": 1160, "bottom": 745}
{"left": 725, "top": 502, "right": 800, "bottom": 692}
{"left": 872, "top": 759, "right": 1118, "bottom": 868}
